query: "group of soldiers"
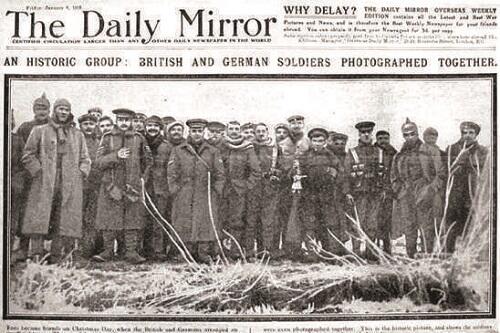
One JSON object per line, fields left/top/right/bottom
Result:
{"left": 10, "top": 92, "right": 489, "bottom": 265}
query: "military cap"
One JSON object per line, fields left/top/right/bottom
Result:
{"left": 134, "top": 113, "right": 147, "bottom": 120}
{"left": 307, "top": 127, "right": 329, "bottom": 139}
{"left": 331, "top": 132, "right": 348, "bottom": 141}
{"left": 401, "top": 118, "right": 418, "bottom": 134}
{"left": 241, "top": 122, "right": 255, "bottom": 130}
{"left": 33, "top": 93, "right": 50, "bottom": 110}
{"left": 275, "top": 123, "right": 290, "bottom": 132}
{"left": 162, "top": 116, "right": 176, "bottom": 125}
{"left": 460, "top": 121, "right": 481, "bottom": 135}
{"left": 287, "top": 115, "right": 305, "bottom": 123}
{"left": 145, "top": 115, "right": 162, "bottom": 125}
{"left": 355, "top": 121, "right": 375, "bottom": 131}
{"left": 78, "top": 114, "right": 98, "bottom": 124}
{"left": 207, "top": 121, "right": 226, "bottom": 131}
{"left": 376, "top": 130, "right": 390, "bottom": 137}
{"left": 53, "top": 98, "right": 71, "bottom": 111}
{"left": 423, "top": 127, "right": 438, "bottom": 136}
{"left": 88, "top": 107, "right": 103, "bottom": 115}
{"left": 186, "top": 118, "right": 208, "bottom": 128}
{"left": 112, "top": 108, "right": 135, "bottom": 118}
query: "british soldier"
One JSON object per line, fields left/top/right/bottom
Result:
{"left": 274, "top": 123, "right": 290, "bottom": 143}
{"left": 246, "top": 123, "right": 282, "bottom": 256}
{"left": 22, "top": 98, "right": 91, "bottom": 263}
{"left": 161, "top": 116, "right": 176, "bottom": 137}
{"left": 78, "top": 114, "right": 101, "bottom": 258}
{"left": 391, "top": 119, "right": 443, "bottom": 258}
{"left": 87, "top": 107, "right": 103, "bottom": 137}
{"left": 143, "top": 115, "right": 171, "bottom": 261}
{"left": 93, "top": 108, "right": 153, "bottom": 264}
{"left": 301, "top": 128, "right": 346, "bottom": 259}
{"left": 343, "top": 121, "right": 389, "bottom": 260}
{"left": 220, "top": 121, "right": 261, "bottom": 255}
{"left": 444, "top": 121, "right": 488, "bottom": 253}
{"left": 374, "top": 130, "right": 397, "bottom": 254}
{"left": 167, "top": 119, "right": 226, "bottom": 263}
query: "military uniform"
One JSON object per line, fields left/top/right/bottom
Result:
{"left": 143, "top": 116, "right": 172, "bottom": 260}
{"left": 167, "top": 119, "right": 226, "bottom": 263}
{"left": 301, "top": 128, "right": 346, "bottom": 254}
{"left": 220, "top": 135, "right": 261, "bottom": 251}
{"left": 445, "top": 122, "right": 488, "bottom": 253}
{"left": 79, "top": 114, "right": 102, "bottom": 258}
{"left": 246, "top": 137, "right": 282, "bottom": 253}
{"left": 93, "top": 109, "right": 153, "bottom": 264}
{"left": 343, "top": 122, "right": 388, "bottom": 258}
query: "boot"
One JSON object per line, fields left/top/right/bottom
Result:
{"left": 124, "top": 230, "right": 146, "bottom": 264}
{"left": 92, "top": 231, "right": 115, "bottom": 262}
{"left": 28, "top": 235, "right": 46, "bottom": 263}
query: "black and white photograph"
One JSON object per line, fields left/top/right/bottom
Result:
{"left": 4, "top": 75, "right": 495, "bottom": 319}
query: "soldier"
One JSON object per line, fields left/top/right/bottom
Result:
{"left": 278, "top": 115, "right": 310, "bottom": 257}
{"left": 22, "top": 98, "right": 91, "bottom": 263}
{"left": 241, "top": 122, "right": 256, "bottom": 141}
{"left": 88, "top": 107, "right": 103, "bottom": 137}
{"left": 275, "top": 123, "right": 290, "bottom": 143}
{"left": 133, "top": 112, "right": 147, "bottom": 136}
{"left": 17, "top": 93, "right": 51, "bottom": 143}
{"left": 98, "top": 116, "right": 114, "bottom": 134}
{"left": 167, "top": 119, "right": 226, "bottom": 263}
{"left": 301, "top": 128, "right": 346, "bottom": 258}
{"left": 343, "top": 121, "right": 389, "bottom": 260}
{"left": 220, "top": 121, "right": 261, "bottom": 254}
{"left": 423, "top": 127, "right": 446, "bottom": 162}
{"left": 78, "top": 114, "right": 101, "bottom": 258}
{"left": 374, "top": 130, "right": 398, "bottom": 254}
{"left": 327, "top": 132, "right": 348, "bottom": 164}
{"left": 391, "top": 119, "right": 443, "bottom": 258}
{"left": 10, "top": 112, "right": 29, "bottom": 262}
{"left": 92, "top": 108, "right": 153, "bottom": 264}
{"left": 161, "top": 116, "right": 176, "bottom": 136}
{"left": 246, "top": 123, "right": 282, "bottom": 256}
{"left": 165, "top": 120, "right": 186, "bottom": 146}
{"left": 143, "top": 115, "right": 171, "bottom": 261}
{"left": 206, "top": 121, "right": 226, "bottom": 149}
{"left": 445, "top": 121, "right": 488, "bottom": 253}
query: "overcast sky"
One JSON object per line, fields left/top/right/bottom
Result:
{"left": 9, "top": 78, "right": 493, "bottom": 149}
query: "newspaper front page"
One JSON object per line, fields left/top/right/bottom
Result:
{"left": 0, "top": 0, "right": 498, "bottom": 332}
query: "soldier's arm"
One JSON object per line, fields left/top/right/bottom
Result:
{"left": 342, "top": 151, "right": 353, "bottom": 196}
{"left": 390, "top": 154, "right": 402, "bottom": 195}
{"left": 78, "top": 131, "right": 92, "bottom": 178}
{"left": 94, "top": 134, "right": 118, "bottom": 170}
{"left": 212, "top": 149, "right": 226, "bottom": 196}
{"left": 21, "top": 126, "right": 42, "bottom": 177}
{"left": 246, "top": 146, "right": 262, "bottom": 190}
{"left": 167, "top": 148, "right": 181, "bottom": 195}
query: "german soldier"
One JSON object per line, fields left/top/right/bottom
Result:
{"left": 167, "top": 119, "right": 226, "bottom": 263}
{"left": 343, "top": 121, "right": 388, "bottom": 260}
{"left": 93, "top": 108, "right": 153, "bottom": 264}
{"left": 246, "top": 123, "right": 282, "bottom": 256}
{"left": 391, "top": 119, "right": 443, "bottom": 257}
{"left": 206, "top": 121, "right": 226, "bottom": 149}
{"left": 444, "top": 121, "right": 488, "bottom": 253}
{"left": 241, "top": 122, "right": 256, "bottom": 141}
{"left": 133, "top": 112, "right": 147, "bottom": 136}
{"left": 22, "top": 98, "right": 91, "bottom": 263}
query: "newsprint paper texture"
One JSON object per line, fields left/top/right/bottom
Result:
{"left": 0, "top": 0, "right": 498, "bottom": 332}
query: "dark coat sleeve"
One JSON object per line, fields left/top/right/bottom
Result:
{"left": 95, "top": 134, "right": 119, "bottom": 171}
{"left": 21, "top": 126, "right": 42, "bottom": 177}
{"left": 212, "top": 148, "right": 226, "bottom": 196}
{"left": 167, "top": 147, "right": 181, "bottom": 196}
{"left": 246, "top": 146, "right": 262, "bottom": 190}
